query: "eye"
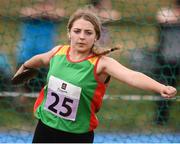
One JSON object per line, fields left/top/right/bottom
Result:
{"left": 73, "top": 30, "right": 81, "bottom": 34}
{"left": 86, "top": 32, "right": 92, "bottom": 35}
{"left": 85, "top": 31, "right": 93, "bottom": 35}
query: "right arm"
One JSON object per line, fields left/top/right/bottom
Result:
{"left": 13, "top": 45, "right": 61, "bottom": 78}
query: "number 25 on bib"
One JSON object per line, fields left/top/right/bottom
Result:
{"left": 44, "top": 76, "right": 82, "bottom": 121}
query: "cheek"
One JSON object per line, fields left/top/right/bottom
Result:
{"left": 88, "top": 35, "right": 96, "bottom": 43}
{"left": 89, "top": 37, "right": 96, "bottom": 45}
{"left": 70, "top": 34, "right": 78, "bottom": 42}
{"left": 89, "top": 38, "right": 95, "bottom": 45}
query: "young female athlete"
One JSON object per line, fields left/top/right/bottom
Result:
{"left": 13, "top": 9, "right": 177, "bottom": 143}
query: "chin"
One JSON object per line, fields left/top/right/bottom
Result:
{"left": 79, "top": 47, "right": 90, "bottom": 53}
{"left": 78, "top": 48, "right": 88, "bottom": 52}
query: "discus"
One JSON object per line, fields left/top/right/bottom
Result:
{"left": 11, "top": 68, "right": 39, "bottom": 85}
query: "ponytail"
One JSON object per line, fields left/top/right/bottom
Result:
{"left": 92, "top": 44, "right": 122, "bottom": 55}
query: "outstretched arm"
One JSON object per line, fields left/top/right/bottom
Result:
{"left": 100, "top": 56, "right": 177, "bottom": 98}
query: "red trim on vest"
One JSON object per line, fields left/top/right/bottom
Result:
{"left": 66, "top": 46, "right": 96, "bottom": 63}
{"left": 33, "top": 88, "right": 45, "bottom": 113}
{"left": 89, "top": 56, "right": 106, "bottom": 131}
{"left": 94, "top": 57, "right": 103, "bottom": 84}
{"left": 50, "top": 45, "right": 63, "bottom": 58}
{"left": 89, "top": 83, "right": 106, "bottom": 131}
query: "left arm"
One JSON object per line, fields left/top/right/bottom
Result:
{"left": 99, "top": 56, "right": 177, "bottom": 98}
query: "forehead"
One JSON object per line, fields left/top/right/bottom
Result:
{"left": 71, "top": 18, "right": 95, "bottom": 30}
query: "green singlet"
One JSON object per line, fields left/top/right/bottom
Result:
{"left": 34, "top": 45, "right": 107, "bottom": 133}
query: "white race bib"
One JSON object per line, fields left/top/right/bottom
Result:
{"left": 44, "top": 76, "right": 81, "bottom": 121}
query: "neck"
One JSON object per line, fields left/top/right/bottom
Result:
{"left": 68, "top": 48, "right": 92, "bottom": 61}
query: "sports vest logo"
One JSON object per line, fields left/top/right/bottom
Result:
{"left": 61, "top": 83, "right": 67, "bottom": 90}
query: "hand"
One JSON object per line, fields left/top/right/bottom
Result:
{"left": 12, "top": 64, "right": 26, "bottom": 79}
{"left": 160, "top": 85, "right": 177, "bottom": 98}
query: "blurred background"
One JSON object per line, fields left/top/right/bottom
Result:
{"left": 0, "top": 0, "right": 179, "bottom": 143}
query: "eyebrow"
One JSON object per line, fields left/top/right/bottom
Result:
{"left": 73, "top": 28, "right": 94, "bottom": 32}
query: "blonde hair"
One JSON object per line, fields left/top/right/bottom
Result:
{"left": 67, "top": 9, "right": 101, "bottom": 40}
{"left": 67, "top": 9, "right": 121, "bottom": 55}
{"left": 92, "top": 44, "right": 122, "bottom": 55}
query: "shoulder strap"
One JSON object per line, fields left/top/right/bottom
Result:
{"left": 54, "top": 45, "right": 69, "bottom": 56}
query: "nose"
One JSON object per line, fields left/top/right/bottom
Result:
{"left": 79, "top": 32, "right": 85, "bottom": 39}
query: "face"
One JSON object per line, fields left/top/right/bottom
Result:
{"left": 69, "top": 18, "right": 97, "bottom": 53}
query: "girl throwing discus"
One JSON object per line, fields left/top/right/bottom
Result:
{"left": 13, "top": 9, "right": 177, "bottom": 143}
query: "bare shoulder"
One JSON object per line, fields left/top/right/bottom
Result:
{"left": 44, "top": 45, "right": 62, "bottom": 57}
{"left": 97, "top": 56, "right": 117, "bottom": 73}
{"left": 40, "top": 45, "right": 63, "bottom": 66}
{"left": 99, "top": 56, "right": 117, "bottom": 64}
{"left": 51, "top": 45, "right": 63, "bottom": 52}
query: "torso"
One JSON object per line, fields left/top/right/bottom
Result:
{"left": 34, "top": 45, "right": 108, "bottom": 133}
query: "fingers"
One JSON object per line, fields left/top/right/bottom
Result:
{"left": 161, "top": 93, "right": 175, "bottom": 99}
{"left": 166, "top": 86, "right": 177, "bottom": 95}
{"left": 12, "top": 65, "right": 24, "bottom": 78}
{"left": 12, "top": 64, "right": 30, "bottom": 81}
{"left": 161, "top": 86, "right": 177, "bottom": 98}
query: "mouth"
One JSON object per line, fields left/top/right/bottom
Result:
{"left": 77, "top": 42, "right": 85, "bottom": 44}
{"left": 77, "top": 43, "right": 86, "bottom": 47}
